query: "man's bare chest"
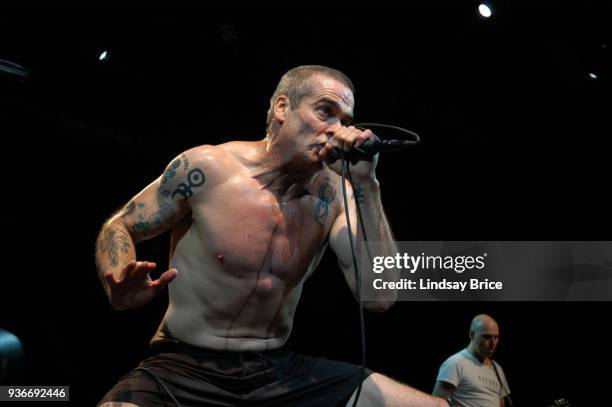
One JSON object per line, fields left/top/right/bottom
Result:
{"left": 184, "top": 178, "right": 337, "bottom": 280}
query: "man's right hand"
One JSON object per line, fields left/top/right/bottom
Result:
{"left": 104, "top": 260, "right": 178, "bottom": 310}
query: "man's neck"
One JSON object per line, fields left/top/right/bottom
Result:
{"left": 467, "top": 346, "right": 491, "bottom": 365}
{"left": 249, "top": 140, "right": 317, "bottom": 200}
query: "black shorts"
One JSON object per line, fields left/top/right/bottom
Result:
{"left": 98, "top": 340, "right": 373, "bottom": 407}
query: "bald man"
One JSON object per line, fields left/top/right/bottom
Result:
{"left": 432, "top": 315, "right": 511, "bottom": 407}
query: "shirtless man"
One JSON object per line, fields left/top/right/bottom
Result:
{"left": 96, "top": 65, "right": 445, "bottom": 406}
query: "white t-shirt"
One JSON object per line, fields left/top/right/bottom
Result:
{"left": 436, "top": 348, "right": 510, "bottom": 407}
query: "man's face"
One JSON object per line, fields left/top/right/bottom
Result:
{"left": 279, "top": 74, "right": 355, "bottom": 167}
{"left": 472, "top": 321, "right": 500, "bottom": 359}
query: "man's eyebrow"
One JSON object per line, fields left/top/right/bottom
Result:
{"left": 316, "top": 98, "right": 354, "bottom": 122}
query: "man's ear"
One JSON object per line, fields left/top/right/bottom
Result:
{"left": 273, "top": 95, "right": 290, "bottom": 125}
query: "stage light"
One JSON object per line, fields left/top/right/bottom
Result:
{"left": 0, "top": 329, "right": 24, "bottom": 381}
{"left": 98, "top": 50, "right": 110, "bottom": 62}
{"left": 588, "top": 72, "right": 598, "bottom": 80}
{"left": 478, "top": 3, "right": 492, "bottom": 18}
{"left": 0, "top": 58, "right": 29, "bottom": 78}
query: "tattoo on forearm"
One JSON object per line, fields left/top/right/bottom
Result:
{"left": 172, "top": 169, "right": 205, "bottom": 199}
{"left": 99, "top": 228, "right": 131, "bottom": 267}
{"left": 313, "top": 179, "right": 336, "bottom": 226}
{"left": 353, "top": 187, "right": 365, "bottom": 203}
{"left": 130, "top": 202, "right": 177, "bottom": 241}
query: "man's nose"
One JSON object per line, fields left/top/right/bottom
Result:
{"left": 325, "top": 121, "right": 343, "bottom": 136}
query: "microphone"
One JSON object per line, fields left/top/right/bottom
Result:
{"left": 330, "top": 135, "right": 417, "bottom": 162}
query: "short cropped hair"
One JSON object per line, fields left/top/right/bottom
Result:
{"left": 266, "top": 65, "right": 354, "bottom": 133}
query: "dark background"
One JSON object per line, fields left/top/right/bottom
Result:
{"left": 1, "top": 3, "right": 610, "bottom": 406}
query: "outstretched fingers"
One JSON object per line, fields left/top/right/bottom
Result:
{"left": 104, "top": 260, "right": 156, "bottom": 285}
{"left": 104, "top": 260, "right": 135, "bottom": 285}
{"left": 151, "top": 268, "right": 178, "bottom": 289}
{"left": 131, "top": 261, "right": 157, "bottom": 278}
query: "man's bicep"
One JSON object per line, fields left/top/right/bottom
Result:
{"left": 114, "top": 181, "right": 182, "bottom": 242}
{"left": 112, "top": 154, "right": 197, "bottom": 242}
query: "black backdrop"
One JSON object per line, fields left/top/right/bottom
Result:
{"left": 1, "top": 4, "right": 610, "bottom": 405}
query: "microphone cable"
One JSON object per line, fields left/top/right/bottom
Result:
{"left": 338, "top": 122, "right": 420, "bottom": 407}
{"left": 353, "top": 122, "right": 420, "bottom": 144}
{"left": 339, "top": 152, "right": 367, "bottom": 407}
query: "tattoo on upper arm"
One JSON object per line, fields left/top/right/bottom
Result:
{"left": 182, "top": 153, "right": 190, "bottom": 172}
{"left": 99, "top": 228, "right": 131, "bottom": 267}
{"left": 313, "top": 178, "right": 336, "bottom": 226}
{"left": 130, "top": 202, "right": 177, "bottom": 241}
{"left": 160, "top": 159, "right": 181, "bottom": 186}
{"left": 159, "top": 158, "right": 182, "bottom": 197}
{"left": 120, "top": 201, "right": 144, "bottom": 220}
{"left": 122, "top": 201, "right": 136, "bottom": 217}
{"left": 172, "top": 169, "right": 205, "bottom": 199}
{"left": 353, "top": 187, "right": 365, "bottom": 203}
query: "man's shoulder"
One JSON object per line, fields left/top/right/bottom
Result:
{"left": 217, "top": 140, "right": 261, "bottom": 156}
{"left": 179, "top": 142, "right": 245, "bottom": 168}
{"left": 181, "top": 144, "right": 224, "bottom": 160}
{"left": 443, "top": 349, "right": 470, "bottom": 366}
{"left": 178, "top": 140, "right": 264, "bottom": 178}
{"left": 437, "top": 350, "right": 465, "bottom": 382}
{"left": 166, "top": 144, "right": 236, "bottom": 190}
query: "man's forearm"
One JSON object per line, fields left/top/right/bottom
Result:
{"left": 95, "top": 219, "right": 136, "bottom": 297}
{"left": 351, "top": 176, "right": 399, "bottom": 307}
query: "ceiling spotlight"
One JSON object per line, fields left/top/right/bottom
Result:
{"left": 588, "top": 72, "right": 598, "bottom": 80}
{"left": 98, "top": 50, "right": 110, "bottom": 62}
{"left": 478, "top": 3, "right": 493, "bottom": 18}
